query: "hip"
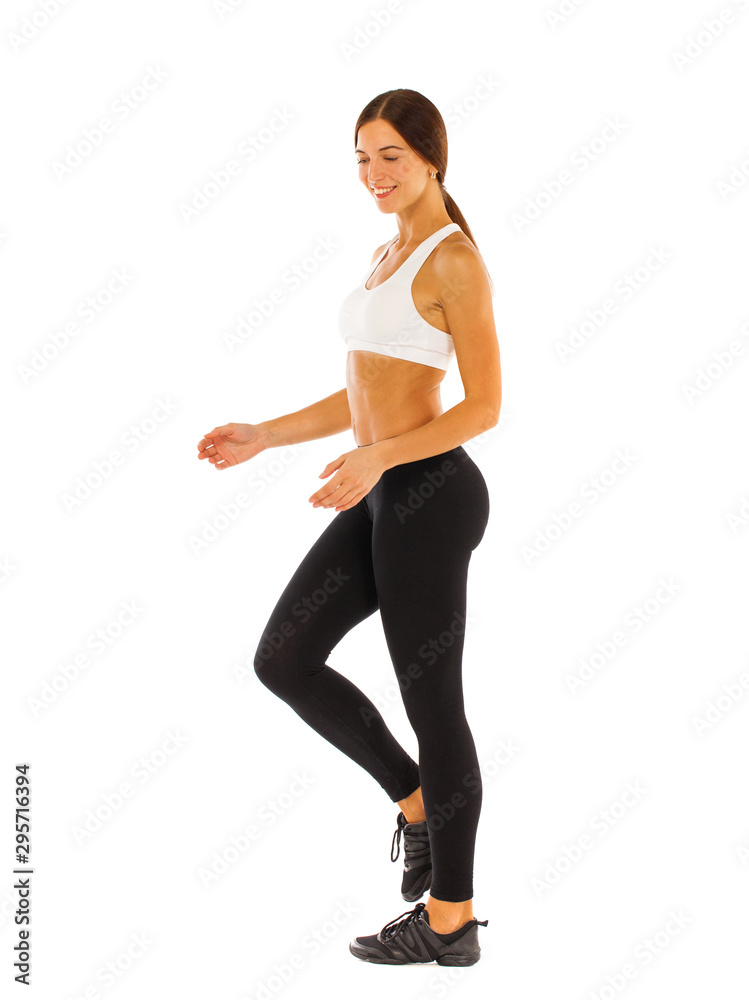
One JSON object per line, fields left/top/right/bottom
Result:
{"left": 363, "top": 444, "right": 490, "bottom": 547}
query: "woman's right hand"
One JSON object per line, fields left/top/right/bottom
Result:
{"left": 197, "top": 422, "right": 267, "bottom": 469}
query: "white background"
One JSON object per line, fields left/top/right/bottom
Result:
{"left": 3, "top": 0, "right": 749, "bottom": 997}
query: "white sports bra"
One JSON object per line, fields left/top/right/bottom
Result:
{"left": 338, "top": 222, "right": 462, "bottom": 371}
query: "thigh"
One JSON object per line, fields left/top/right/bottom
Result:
{"left": 255, "top": 501, "right": 378, "bottom": 666}
{"left": 367, "top": 448, "right": 489, "bottom": 705}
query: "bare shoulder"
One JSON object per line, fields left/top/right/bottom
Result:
{"left": 431, "top": 229, "right": 490, "bottom": 289}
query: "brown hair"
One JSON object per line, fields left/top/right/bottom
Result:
{"left": 354, "top": 88, "right": 494, "bottom": 294}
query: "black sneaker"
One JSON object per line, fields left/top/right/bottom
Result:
{"left": 391, "top": 811, "right": 432, "bottom": 901}
{"left": 349, "top": 901, "right": 488, "bottom": 966}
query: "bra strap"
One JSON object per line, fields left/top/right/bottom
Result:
{"left": 363, "top": 236, "right": 398, "bottom": 285}
{"left": 393, "top": 223, "right": 462, "bottom": 282}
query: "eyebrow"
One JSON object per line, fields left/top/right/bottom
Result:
{"left": 354, "top": 145, "right": 405, "bottom": 154}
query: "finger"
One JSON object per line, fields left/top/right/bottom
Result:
{"left": 319, "top": 457, "right": 343, "bottom": 478}
{"left": 310, "top": 482, "right": 341, "bottom": 505}
{"left": 334, "top": 489, "right": 362, "bottom": 511}
{"left": 334, "top": 481, "right": 366, "bottom": 508}
{"left": 321, "top": 484, "right": 357, "bottom": 508}
{"left": 198, "top": 434, "right": 219, "bottom": 451}
{"left": 309, "top": 482, "right": 334, "bottom": 502}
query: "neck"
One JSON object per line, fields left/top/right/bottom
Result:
{"left": 390, "top": 193, "right": 453, "bottom": 247}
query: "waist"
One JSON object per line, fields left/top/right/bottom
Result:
{"left": 357, "top": 441, "right": 474, "bottom": 471}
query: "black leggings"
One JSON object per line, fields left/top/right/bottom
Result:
{"left": 253, "top": 444, "right": 490, "bottom": 902}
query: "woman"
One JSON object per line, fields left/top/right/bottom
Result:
{"left": 197, "top": 89, "right": 501, "bottom": 966}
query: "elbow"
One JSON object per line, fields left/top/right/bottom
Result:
{"left": 479, "top": 398, "right": 501, "bottom": 430}
{"left": 465, "top": 393, "right": 501, "bottom": 431}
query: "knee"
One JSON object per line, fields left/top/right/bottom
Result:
{"left": 253, "top": 629, "right": 321, "bottom": 697}
{"left": 253, "top": 631, "right": 295, "bottom": 694}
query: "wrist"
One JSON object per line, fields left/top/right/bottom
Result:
{"left": 256, "top": 421, "right": 274, "bottom": 451}
{"left": 371, "top": 438, "right": 395, "bottom": 472}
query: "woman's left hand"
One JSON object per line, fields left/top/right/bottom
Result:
{"left": 308, "top": 445, "right": 386, "bottom": 512}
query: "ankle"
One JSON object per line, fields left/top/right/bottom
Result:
{"left": 427, "top": 911, "right": 473, "bottom": 934}
{"left": 424, "top": 897, "right": 473, "bottom": 933}
{"left": 398, "top": 787, "right": 426, "bottom": 825}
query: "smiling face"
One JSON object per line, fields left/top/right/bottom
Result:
{"left": 355, "top": 119, "right": 434, "bottom": 214}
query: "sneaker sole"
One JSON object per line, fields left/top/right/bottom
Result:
{"left": 348, "top": 942, "right": 481, "bottom": 966}
{"left": 402, "top": 868, "right": 432, "bottom": 902}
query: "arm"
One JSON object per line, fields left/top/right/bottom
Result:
{"left": 258, "top": 387, "right": 351, "bottom": 449}
{"left": 373, "top": 243, "right": 501, "bottom": 471}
